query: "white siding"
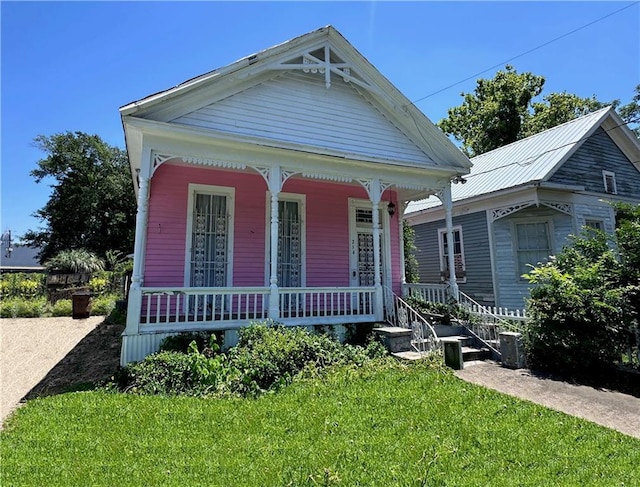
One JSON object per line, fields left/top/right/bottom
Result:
{"left": 171, "top": 71, "right": 435, "bottom": 165}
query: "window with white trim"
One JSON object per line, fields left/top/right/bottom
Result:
{"left": 514, "top": 221, "right": 551, "bottom": 279}
{"left": 438, "top": 226, "right": 466, "bottom": 282}
{"left": 602, "top": 170, "right": 617, "bottom": 194}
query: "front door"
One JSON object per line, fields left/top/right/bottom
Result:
{"left": 349, "top": 201, "right": 387, "bottom": 288}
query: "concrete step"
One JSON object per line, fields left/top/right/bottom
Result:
{"left": 442, "top": 335, "right": 473, "bottom": 347}
{"left": 392, "top": 351, "right": 424, "bottom": 361}
{"left": 462, "top": 346, "right": 491, "bottom": 362}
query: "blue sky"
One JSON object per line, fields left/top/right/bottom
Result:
{"left": 2, "top": 1, "right": 639, "bottom": 242}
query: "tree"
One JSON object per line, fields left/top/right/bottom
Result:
{"left": 521, "top": 92, "right": 608, "bottom": 138}
{"left": 438, "top": 65, "right": 545, "bottom": 156}
{"left": 438, "top": 65, "right": 619, "bottom": 156}
{"left": 23, "top": 132, "right": 136, "bottom": 263}
{"left": 617, "top": 84, "right": 640, "bottom": 138}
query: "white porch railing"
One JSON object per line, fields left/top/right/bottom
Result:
{"left": 136, "top": 286, "right": 377, "bottom": 332}
{"left": 403, "top": 283, "right": 450, "bottom": 304}
{"left": 403, "top": 283, "right": 528, "bottom": 322}
{"left": 456, "top": 291, "right": 525, "bottom": 356}
{"left": 457, "top": 292, "right": 527, "bottom": 330}
{"left": 278, "top": 287, "right": 376, "bottom": 324}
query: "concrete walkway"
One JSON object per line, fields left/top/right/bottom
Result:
{"left": 456, "top": 361, "right": 640, "bottom": 439}
{"left": 1, "top": 316, "right": 106, "bottom": 424}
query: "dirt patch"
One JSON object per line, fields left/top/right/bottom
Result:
{"left": 25, "top": 321, "right": 125, "bottom": 399}
{"left": 1, "top": 316, "right": 124, "bottom": 424}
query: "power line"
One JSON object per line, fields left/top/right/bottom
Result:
{"left": 411, "top": 2, "right": 639, "bottom": 105}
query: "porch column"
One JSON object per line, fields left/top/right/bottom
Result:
{"left": 124, "top": 173, "right": 150, "bottom": 335}
{"left": 268, "top": 166, "right": 282, "bottom": 320}
{"left": 442, "top": 182, "right": 459, "bottom": 301}
{"left": 371, "top": 179, "right": 384, "bottom": 320}
{"left": 399, "top": 201, "right": 408, "bottom": 288}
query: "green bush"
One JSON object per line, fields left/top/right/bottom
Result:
{"left": 524, "top": 222, "right": 637, "bottom": 376}
{"left": 91, "top": 294, "right": 117, "bottom": 315}
{"left": 159, "top": 331, "right": 222, "bottom": 355}
{"left": 0, "top": 273, "right": 47, "bottom": 299}
{"left": 51, "top": 299, "right": 73, "bottom": 317}
{"left": 113, "top": 351, "right": 201, "bottom": 395}
{"left": 112, "top": 322, "right": 390, "bottom": 398}
{"left": 227, "top": 323, "right": 387, "bottom": 394}
{"left": 0, "top": 297, "right": 48, "bottom": 318}
{"left": 89, "top": 276, "right": 109, "bottom": 295}
{"left": 113, "top": 342, "right": 231, "bottom": 396}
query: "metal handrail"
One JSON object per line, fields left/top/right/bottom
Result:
{"left": 383, "top": 286, "right": 439, "bottom": 355}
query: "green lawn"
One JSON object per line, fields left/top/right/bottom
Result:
{"left": 2, "top": 362, "right": 638, "bottom": 486}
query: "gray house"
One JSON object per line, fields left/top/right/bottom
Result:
{"left": 404, "top": 107, "right": 640, "bottom": 310}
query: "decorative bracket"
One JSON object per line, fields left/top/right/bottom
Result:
{"left": 254, "top": 165, "right": 298, "bottom": 193}
{"left": 490, "top": 202, "right": 536, "bottom": 222}
{"left": 541, "top": 202, "right": 573, "bottom": 216}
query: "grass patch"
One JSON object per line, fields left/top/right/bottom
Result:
{"left": 2, "top": 362, "right": 638, "bottom": 486}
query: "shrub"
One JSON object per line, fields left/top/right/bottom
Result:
{"left": 113, "top": 343, "right": 231, "bottom": 396}
{"left": 0, "top": 297, "right": 48, "bottom": 318}
{"left": 159, "top": 331, "right": 221, "bottom": 355}
{"left": 51, "top": 299, "right": 73, "bottom": 317}
{"left": 89, "top": 276, "right": 109, "bottom": 295}
{"left": 91, "top": 294, "right": 117, "bottom": 316}
{"left": 524, "top": 225, "right": 635, "bottom": 376}
{"left": 111, "top": 322, "right": 390, "bottom": 398}
{"left": 45, "top": 249, "right": 105, "bottom": 274}
{"left": 227, "top": 323, "right": 388, "bottom": 394}
{"left": 113, "top": 351, "right": 200, "bottom": 395}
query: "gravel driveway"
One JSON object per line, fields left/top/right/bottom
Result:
{"left": 1, "top": 316, "right": 117, "bottom": 425}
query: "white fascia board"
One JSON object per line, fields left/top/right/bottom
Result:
{"left": 121, "top": 120, "right": 144, "bottom": 196}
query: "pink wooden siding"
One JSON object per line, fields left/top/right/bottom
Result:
{"left": 144, "top": 163, "right": 402, "bottom": 291}
{"left": 144, "top": 163, "right": 267, "bottom": 287}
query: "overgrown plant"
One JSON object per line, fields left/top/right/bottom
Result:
{"left": 112, "top": 323, "right": 390, "bottom": 397}
{"left": 403, "top": 220, "right": 420, "bottom": 283}
{"left": 524, "top": 203, "right": 640, "bottom": 375}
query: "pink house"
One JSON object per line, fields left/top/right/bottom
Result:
{"left": 120, "top": 26, "right": 471, "bottom": 364}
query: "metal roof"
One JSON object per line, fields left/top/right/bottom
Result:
{"left": 406, "top": 107, "right": 615, "bottom": 214}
